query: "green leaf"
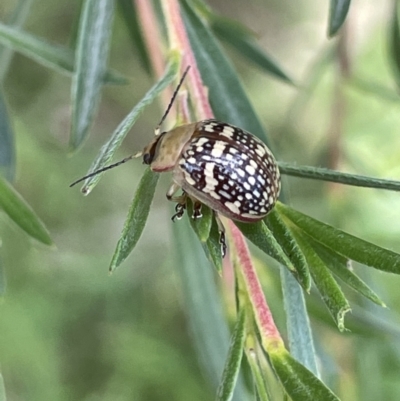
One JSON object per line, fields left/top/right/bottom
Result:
{"left": 244, "top": 346, "right": 272, "bottom": 401}
{"left": 216, "top": 310, "right": 246, "bottom": 401}
{"left": 290, "top": 226, "right": 350, "bottom": 331}
{"left": 117, "top": 0, "right": 151, "bottom": 74}
{"left": 344, "top": 303, "right": 400, "bottom": 337}
{"left": 276, "top": 202, "right": 400, "bottom": 275}
{"left": 0, "top": 90, "right": 15, "bottom": 182}
{"left": 328, "top": 0, "right": 351, "bottom": 37}
{"left": 78, "top": 55, "right": 180, "bottom": 194}
{"left": 210, "top": 17, "right": 294, "bottom": 85}
{"left": 280, "top": 268, "right": 319, "bottom": 377}
{"left": 173, "top": 217, "right": 250, "bottom": 400}
{"left": 0, "top": 251, "right": 6, "bottom": 297}
{"left": 269, "top": 350, "right": 340, "bottom": 401}
{"left": 186, "top": 200, "right": 222, "bottom": 272}
{"left": 310, "top": 240, "right": 385, "bottom": 307}
{"left": 278, "top": 162, "right": 400, "bottom": 192}
{"left": 235, "top": 220, "right": 309, "bottom": 288}
{"left": 0, "top": 373, "right": 5, "bottom": 401}
{"left": 349, "top": 75, "right": 400, "bottom": 104}
{"left": 0, "top": 0, "right": 33, "bottom": 82}
{"left": 0, "top": 174, "right": 52, "bottom": 245}
{"left": 181, "top": 0, "right": 271, "bottom": 145}
{"left": 389, "top": 1, "right": 400, "bottom": 89}
{"left": 0, "top": 22, "right": 126, "bottom": 84}
{"left": 201, "top": 217, "right": 223, "bottom": 273}
{"left": 187, "top": 200, "right": 213, "bottom": 242}
{"left": 70, "top": 0, "right": 115, "bottom": 150}
{"left": 109, "top": 168, "right": 159, "bottom": 272}
{"left": 265, "top": 209, "right": 311, "bottom": 291}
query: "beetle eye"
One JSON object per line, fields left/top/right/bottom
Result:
{"left": 143, "top": 153, "right": 152, "bottom": 165}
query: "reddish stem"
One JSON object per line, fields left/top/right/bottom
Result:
{"left": 229, "top": 221, "right": 284, "bottom": 349}
{"left": 162, "top": 0, "right": 213, "bottom": 120}
{"left": 135, "top": 0, "right": 165, "bottom": 77}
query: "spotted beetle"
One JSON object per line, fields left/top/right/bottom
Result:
{"left": 140, "top": 119, "right": 280, "bottom": 223}
{"left": 70, "top": 67, "right": 281, "bottom": 256}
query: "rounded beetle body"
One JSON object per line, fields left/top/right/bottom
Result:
{"left": 141, "top": 119, "right": 280, "bottom": 222}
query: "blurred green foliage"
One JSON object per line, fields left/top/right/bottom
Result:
{"left": 1, "top": 0, "right": 400, "bottom": 400}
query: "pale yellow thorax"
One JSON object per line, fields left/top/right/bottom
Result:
{"left": 145, "top": 123, "right": 197, "bottom": 172}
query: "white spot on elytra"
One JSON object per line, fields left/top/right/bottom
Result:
{"left": 218, "top": 190, "right": 232, "bottom": 200}
{"left": 204, "top": 124, "right": 216, "bottom": 132}
{"left": 211, "top": 141, "right": 226, "bottom": 158}
{"left": 195, "top": 137, "right": 208, "bottom": 147}
{"left": 245, "top": 165, "right": 256, "bottom": 175}
{"left": 220, "top": 126, "right": 235, "bottom": 139}
{"left": 225, "top": 201, "right": 240, "bottom": 215}
{"left": 248, "top": 176, "right": 256, "bottom": 186}
{"left": 183, "top": 171, "right": 196, "bottom": 186}
{"left": 250, "top": 159, "right": 258, "bottom": 169}
{"left": 255, "top": 145, "right": 266, "bottom": 157}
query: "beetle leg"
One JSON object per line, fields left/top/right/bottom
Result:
{"left": 192, "top": 201, "right": 203, "bottom": 219}
{"left": 171, "top": 202, "right": 186, "bottom": 221}
{"left": 166, "top": 182, "right": 184, "bottom": 202}
{"left": 167, "top": 182, "right": 188, "bottom": 221}
{"left": 214, "top": 213, "right": 227, "bottom": 258}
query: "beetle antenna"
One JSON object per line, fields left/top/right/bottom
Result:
{"left": 71, "top": 68, "right": 190, "bottom": 188}
{"left": 69, "top": 152, "right": 142, "bottom": 188}
{"left": 155, "top": 65, "right": 191, "bottom": 136}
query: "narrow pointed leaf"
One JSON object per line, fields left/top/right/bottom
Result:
{"left": 173, "top": 219, "right": 249, "bottom": 400}
{"left": 117, "top": 0, "right": 151, "bottom": 73}
{"left": 109, "top": 168, "right": 159, "bottom": 272}
{"left": 0, "top": 174, "right": 52, "bottom": 245}
{"left": 310, "top": 240, "right": 385, "bottom": 307}
{"left": 389, "top": 1, "right": 400, "bottom": 89}
{"left": 0, "top": 252, "right": 6, "bottom": 297}
{"left": 216, "top": 309, "right": 246, "bottom": 401}
{"left": 187, "top": 200, "right": 221, "bottom": 272}
{"left": 181, "top": 0, "right": 271, "bottom": 145}
{"left": 0, "top": 90, "right": 15, "bottom": 182}
{"left": 269, "top": 350, "right": 340, "bottom": 401}
{"left": 349, "top": 75, "right": 400, "bottom": 104}
{"left": 291, "top": 225, "right": 350, "bottom": 330}
{"left": 70, "top": 0, "right": 115, "bottom": 149}
{"left": 277, "top": 202, "right": 400, "bottom": 275}
{"left": 265, "top": 209, "right": 311, "bottom": 291}
{"left": 0, "top": 373, "right": 5, "bottom": 401}
{"left": 328, "top": 0, "right": 351, "bottom": 37}
{"left": 0, "top": 22, "right": 126, "bottom": 84}
{"left": 235, "top": 220, "right": 310, "bottom": 288}
{"left": 0, "top": 0, "right": 33, "bottom": 82}
{"left": 187, "top": 200, "right": 213, "bottom": 242}
{"left": 79, "top": 56, "right": 179, "bottom": 194}
{"left": 278, "top": 162, "right": 400, "bottom": 192}
{"left": 211, "top": 17, "right": 294, "bottom": 85}
{"left": 245, "top": 346, "right": 272, "bottom": 401}
{"left": 280, "top": 268, "right": 319, "bottom": 376}
{"left": 202, "top": 217, "right": 223, "bottom": 273}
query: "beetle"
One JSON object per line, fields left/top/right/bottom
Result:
{"left": 70, "top": 68, "right": 281, "bottom": 256}
{"left": 138, "top": 119, "right": 281, "bottom": 255}
{"left": 140, "top": 119, "right": 280, "bottom": 221}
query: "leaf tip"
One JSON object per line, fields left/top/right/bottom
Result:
{"left": 337, "top": 306, "right": 351, "bottom": 332}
